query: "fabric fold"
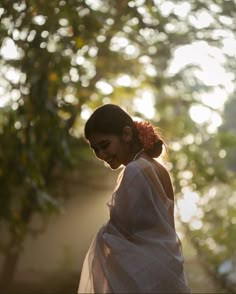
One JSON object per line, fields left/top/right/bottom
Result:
{"left": 78, "top": 156, "right": 190, "bottom": 293}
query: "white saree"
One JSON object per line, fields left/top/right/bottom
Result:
{"left": 78, "top": 155, "right": 190, "bottom": 293}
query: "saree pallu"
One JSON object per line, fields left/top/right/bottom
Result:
{"left": 78, "top": 157, "right": 190, "bottom": 293}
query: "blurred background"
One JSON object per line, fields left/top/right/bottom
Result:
{"left": 0, "top": 0, "right": 236, "bottom": 293}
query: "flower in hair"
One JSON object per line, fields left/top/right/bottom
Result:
{"left": 134, "top": 121, "right": 160, "bottom": 150}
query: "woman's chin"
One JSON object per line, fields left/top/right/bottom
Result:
{"left": 109, "top": 162, "right": 121, "bottom": 170}
{"left": 104, "top": 160, "right": 121, "bottom": 170}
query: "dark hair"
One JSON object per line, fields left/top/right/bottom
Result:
{"left": 84, "top": 104, "right": 134, "bottom": 137}
{"left": 84, "top": 104, "right": 164, "bottom": 158}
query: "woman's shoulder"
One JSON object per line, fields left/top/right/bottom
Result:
{"left": 123, "top": 153, "right": 171, "bottom": 184}
{"left": 122, "top": 155, "right": 154, "bottom": 185}
{"left": 114, "top": 161, "right": 145, "bottom": 192}
{"left": 135, "top": 154, "right": 170, "bottom": 176}
{"left": 123, "top": 160, "right": 143, "bottom": 179}
{"left": 124, "top": 154, "right": 154, "bottom": 176}
{"left": 152, "top": 158, "right": 171, "bottom": 178}
{"left": 135, "top": 154, "right": 174, "bottom": 201}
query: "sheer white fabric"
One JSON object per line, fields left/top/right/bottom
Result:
{"left": 78, "top": 156, "right": 190, "bottom": 293}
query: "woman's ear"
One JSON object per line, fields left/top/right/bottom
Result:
{"left": 122, "top": 126, "right": 133, "bottom": 143}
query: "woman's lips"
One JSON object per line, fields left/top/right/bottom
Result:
{"left": 106, "top": 158, "right": 114, "bottom": 165}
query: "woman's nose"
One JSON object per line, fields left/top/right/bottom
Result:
{"left": 96, "top": 150, "right": 106, "bottom": 160}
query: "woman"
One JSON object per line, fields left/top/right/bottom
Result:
{"left": 78, "top": 104, "right": 190, "bottom": 293}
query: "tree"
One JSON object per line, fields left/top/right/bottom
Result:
{"left": 0, "top": 0, "right": 236, "bottom": 287}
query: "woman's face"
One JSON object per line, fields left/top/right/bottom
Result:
{"left": 88, "top": 132, "right": 132, "bottom": 170}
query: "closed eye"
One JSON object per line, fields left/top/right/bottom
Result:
{"left": 100, "top": 142, "right": 110, "bottom": 149}
{"left": 91, "top": 141, "right": 110, "bottom": 153}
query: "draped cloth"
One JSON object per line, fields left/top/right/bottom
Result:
{"left": 78, "top": 156, "right": 190, "bottom": 293}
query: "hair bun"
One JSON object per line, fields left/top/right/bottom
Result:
{"left": 134, "top": 121, "right": 163, "bottom": 157}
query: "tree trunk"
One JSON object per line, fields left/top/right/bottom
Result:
{"left": 0, "top": 237, "right": 22, "bottom": 291}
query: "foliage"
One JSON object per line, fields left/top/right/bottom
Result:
{"left": 0, "top": 0, "right": 236, "bottom": 286}
{"left": 176, "top": 94, "right": 236, "bottom": 288}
